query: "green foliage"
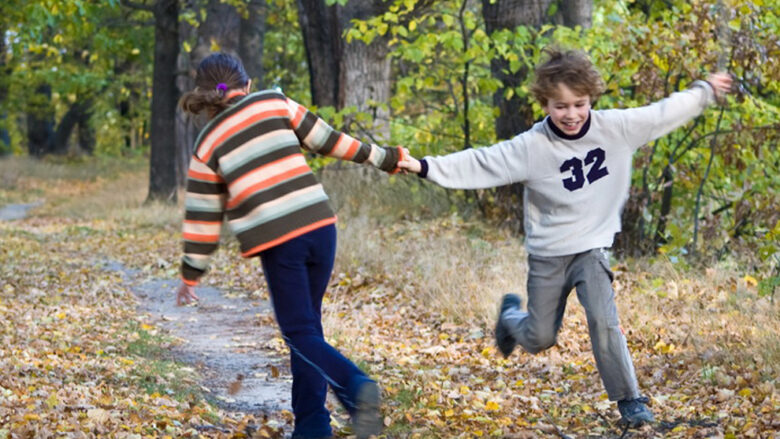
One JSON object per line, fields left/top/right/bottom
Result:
{"left": 1, "top": 0, "right": 153, "bottom": 156}
{"left": 262, "top": 0, "right": 310, "bottom": 102}
{"left": 4, "top": 0, "right": 775, "bottom": 275}
{"left": 345, "top": 0, "right": 778, "bottom": 274}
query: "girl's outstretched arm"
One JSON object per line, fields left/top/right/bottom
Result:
{"left": 286, "top": 97, "right": 403, "bottom": 173}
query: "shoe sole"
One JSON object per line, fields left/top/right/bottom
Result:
{"left": 353, "top": 381, "right": 381, "bottom": 439}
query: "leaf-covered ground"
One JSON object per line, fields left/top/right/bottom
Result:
{"left": 0, "top": 158, "right": 777, "bottom": 438}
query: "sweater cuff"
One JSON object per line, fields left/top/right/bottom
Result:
{"left": 389, "top": 146, "right": 405, "bottom": 174}
{"left": 418, "top": 159, "right": 429, "bottom": 178}
{"left": 181, "top": 261, "right": 204, "bottom": 286}
{"left": 692, "top": 80, "right": 716, "bottom": 106}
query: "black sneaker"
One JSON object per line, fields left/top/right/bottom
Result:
{"left": 618, "top": 396, "right": 655, "bottom": 427}
{"left": 495, "top": 293, "right": 522, "bottom": 358}
{"left": 353, "top": 380, "right": 382, "bottom": 439}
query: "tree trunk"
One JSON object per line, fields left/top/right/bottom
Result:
{"left": 147, "top": 0, "right": 180, "bottom": 202}
{"left": 654, "top": 165, "right": 674, "bottom": 246}
{"left": 78, "top": 104, "right": 95, "bottom": 154}
{"left": 53, "top": 99, "right": 93, "bottom": 154}
{"left": 551, "top": 0, "right": 593, "bottom": 28}
{"left": 296, "top": 0, "right": 341, "bottom": 107}
{"left": 174, "top": 0, "right": 243, "bottom": 188}
{"left": 482, "top": 0, "right": 553, "bottom": 139}
{"left": 191, "top": 0, "right": 241, "bottom": 62}
{"left": 337, "top": 1, "right": 393, "bottom": 139}
{"left": 0, "top": 23, "right": 9, "bottom": 153}
{"left": 26, "top": 84, "right": 55, "bottom": 157}
{"left": 239, "top": 0, "right": 266, "bottom": 88}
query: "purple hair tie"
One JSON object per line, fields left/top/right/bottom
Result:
{"left": 216, "top": 83, "right": 228, "bottom": 95}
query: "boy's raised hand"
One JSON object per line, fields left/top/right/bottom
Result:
{"left": 397, "top": 148, "right": 422, "bottom": 173}
{"left": 707, "top": 72, "right": 732, "bottom": 99}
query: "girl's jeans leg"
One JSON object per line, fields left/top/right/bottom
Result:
{"left": 260, "top": 224, "right": 370, "bottom": 438}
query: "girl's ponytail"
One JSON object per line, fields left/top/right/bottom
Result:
{"left": 179, "top": 52, "right": 250, "bottom": 119}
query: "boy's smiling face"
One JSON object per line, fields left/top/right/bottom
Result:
{"left": 543, "top": 83, "right": 592, "bottom": 136}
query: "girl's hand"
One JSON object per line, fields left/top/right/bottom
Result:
{"left": 397, "top": 148, "right": 422, "bottom": 173}
{"left": 706, "top": 72, "right": 732, "bottom": 99}
{"left": 176, "top": 282, "right": 199, "bottom": 306}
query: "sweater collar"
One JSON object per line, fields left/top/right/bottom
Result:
{"left": 546, "top": 112, "right": 591, "bottom": 140}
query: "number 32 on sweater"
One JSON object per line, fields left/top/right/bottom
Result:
{"left": 560, "top": 147, "right": 609, "bottom": 191}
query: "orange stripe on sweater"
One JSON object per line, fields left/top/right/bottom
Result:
{"left": 183, "top": 232, "right": 220, "bottom": 242}
{"left": 188, "top": 168, "right": 223, "bottom": 182}
{"left": 241, "top": 217, "right": 337, "bottom": 257}
{"left": 226, "top": 165, "right": 311, "bottom": 209}
{"left": 200, "top": 107, "right": 289, "bottom": 162}
{"left": 181, "top": 276, "right": 199, "bottom": 286}
{"left": 343, "top": 137, "right": 360, "bottom": 160}
{"left": 291, "top": 104, "right": 306, "bottom": 128}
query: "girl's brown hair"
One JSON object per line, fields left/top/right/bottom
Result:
{"left": 530, "top": 48, "right": 605, "bottom": 106}
{"left": 179, "top": 52, "right": 250, "bottom": 119}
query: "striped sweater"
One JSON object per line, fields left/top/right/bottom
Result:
{"left": 181, "top": 90, "right": 402, "bottom": 285}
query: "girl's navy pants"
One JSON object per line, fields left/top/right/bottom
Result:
{"left": 260, "top": 224, "right": 373, "bottom": 438}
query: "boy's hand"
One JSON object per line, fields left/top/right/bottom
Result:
{"left": 176, "top": 282, "right": 199, "bottom": 306}
{"left": 706, "top": 72, "right": 732, "bottom": 100}
{"left": 397, "top": 148, "right": 422, "bottom": 173}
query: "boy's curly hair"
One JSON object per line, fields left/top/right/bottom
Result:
{"left": 530, "top": 48, "right": 605, "bottom": 106}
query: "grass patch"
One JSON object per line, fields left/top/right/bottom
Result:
{"left": 123, "top": 322, "right": 203, "bottom": 402}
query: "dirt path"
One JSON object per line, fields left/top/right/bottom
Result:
{"left": 101, "top": 261, "right": 293, "bottom": 415}
{"left": 0, "top": 202, "right": 42, "bottom": 221}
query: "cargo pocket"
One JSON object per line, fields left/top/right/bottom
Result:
{"left": 595, "top": 249, "right": 615, "bottom": 282}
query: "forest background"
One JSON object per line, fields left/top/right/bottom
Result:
{"left": 0, "top": 0, "right": 778, "bottom": 437}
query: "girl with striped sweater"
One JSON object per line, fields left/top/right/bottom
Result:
{"left": 176, "top": 52, "right": 401, "bottom": 439}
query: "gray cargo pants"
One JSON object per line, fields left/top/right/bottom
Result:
{"left": 501, "top": 248, "right": 641, "bottom": 401}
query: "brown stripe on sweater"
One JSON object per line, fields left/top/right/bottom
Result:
{"left": 236, "top": 201, "right": 335, "bottom": 254}
{"left": 213, "top": 117, "right": 291, "bottom": 161}
{"left": 222, "top": 145, "right": 303, "bottom": 182}
{"left": 187, "top": 180, "right": 227, "bottom": 195}
{"left": 352, "top": 142, "right": 370, "bottom": 163}
{"left": 185, "top": 210, "right": 224, "bottom": 222}
{"left": 184, "top": 241, "right": 219, "bottom": 254}
{"left": 193, "top": 91, "right": 286, "bottom": 148}
{"left": 226, "top": 173, "right": 321, "bottom": 219}
{"left": 317, "top": 130, "right": 341, "bottom": 156}
{"left": 294, "top": 111, "right": 318, "bottom": 143}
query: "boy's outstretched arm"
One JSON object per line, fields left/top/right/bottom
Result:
{"left": 616, "top": 72, "right": 733, "bottom": 149}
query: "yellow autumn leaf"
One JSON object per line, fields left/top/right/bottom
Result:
{"left": 481, "top": 347, "right": 491, "bottom": 357}
{"left": 460, "top": 385, "right": 470, "bottom": 395}
{"left": 485, "top": 401, "right": 500, "bottom": 411}
{"left": 444, "top": 409, "right": 454, "bottom": 417}
{"left": 24, "top": 413, "right": 41, "bottom": 421}
{"left": 743, "top": 275, "right": 758, "bottom": 287}
{"left": 653, "top": 340, "right": 675, "bottom": 354}
{"left": 738, "top": 388, "right": 752, "bottom": 397}
{"left": 46, "top": 393, "right": 59, "bottom": 408}
{"left": 141, "top": 323, "right": 154, "bottom": 330}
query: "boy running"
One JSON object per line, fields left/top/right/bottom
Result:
{"left": 397, "top": 48, "right": 731, "bottom": 426}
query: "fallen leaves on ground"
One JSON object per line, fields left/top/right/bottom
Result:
{"left": 0, "top": 164, "right": 777, "bottom": 439}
